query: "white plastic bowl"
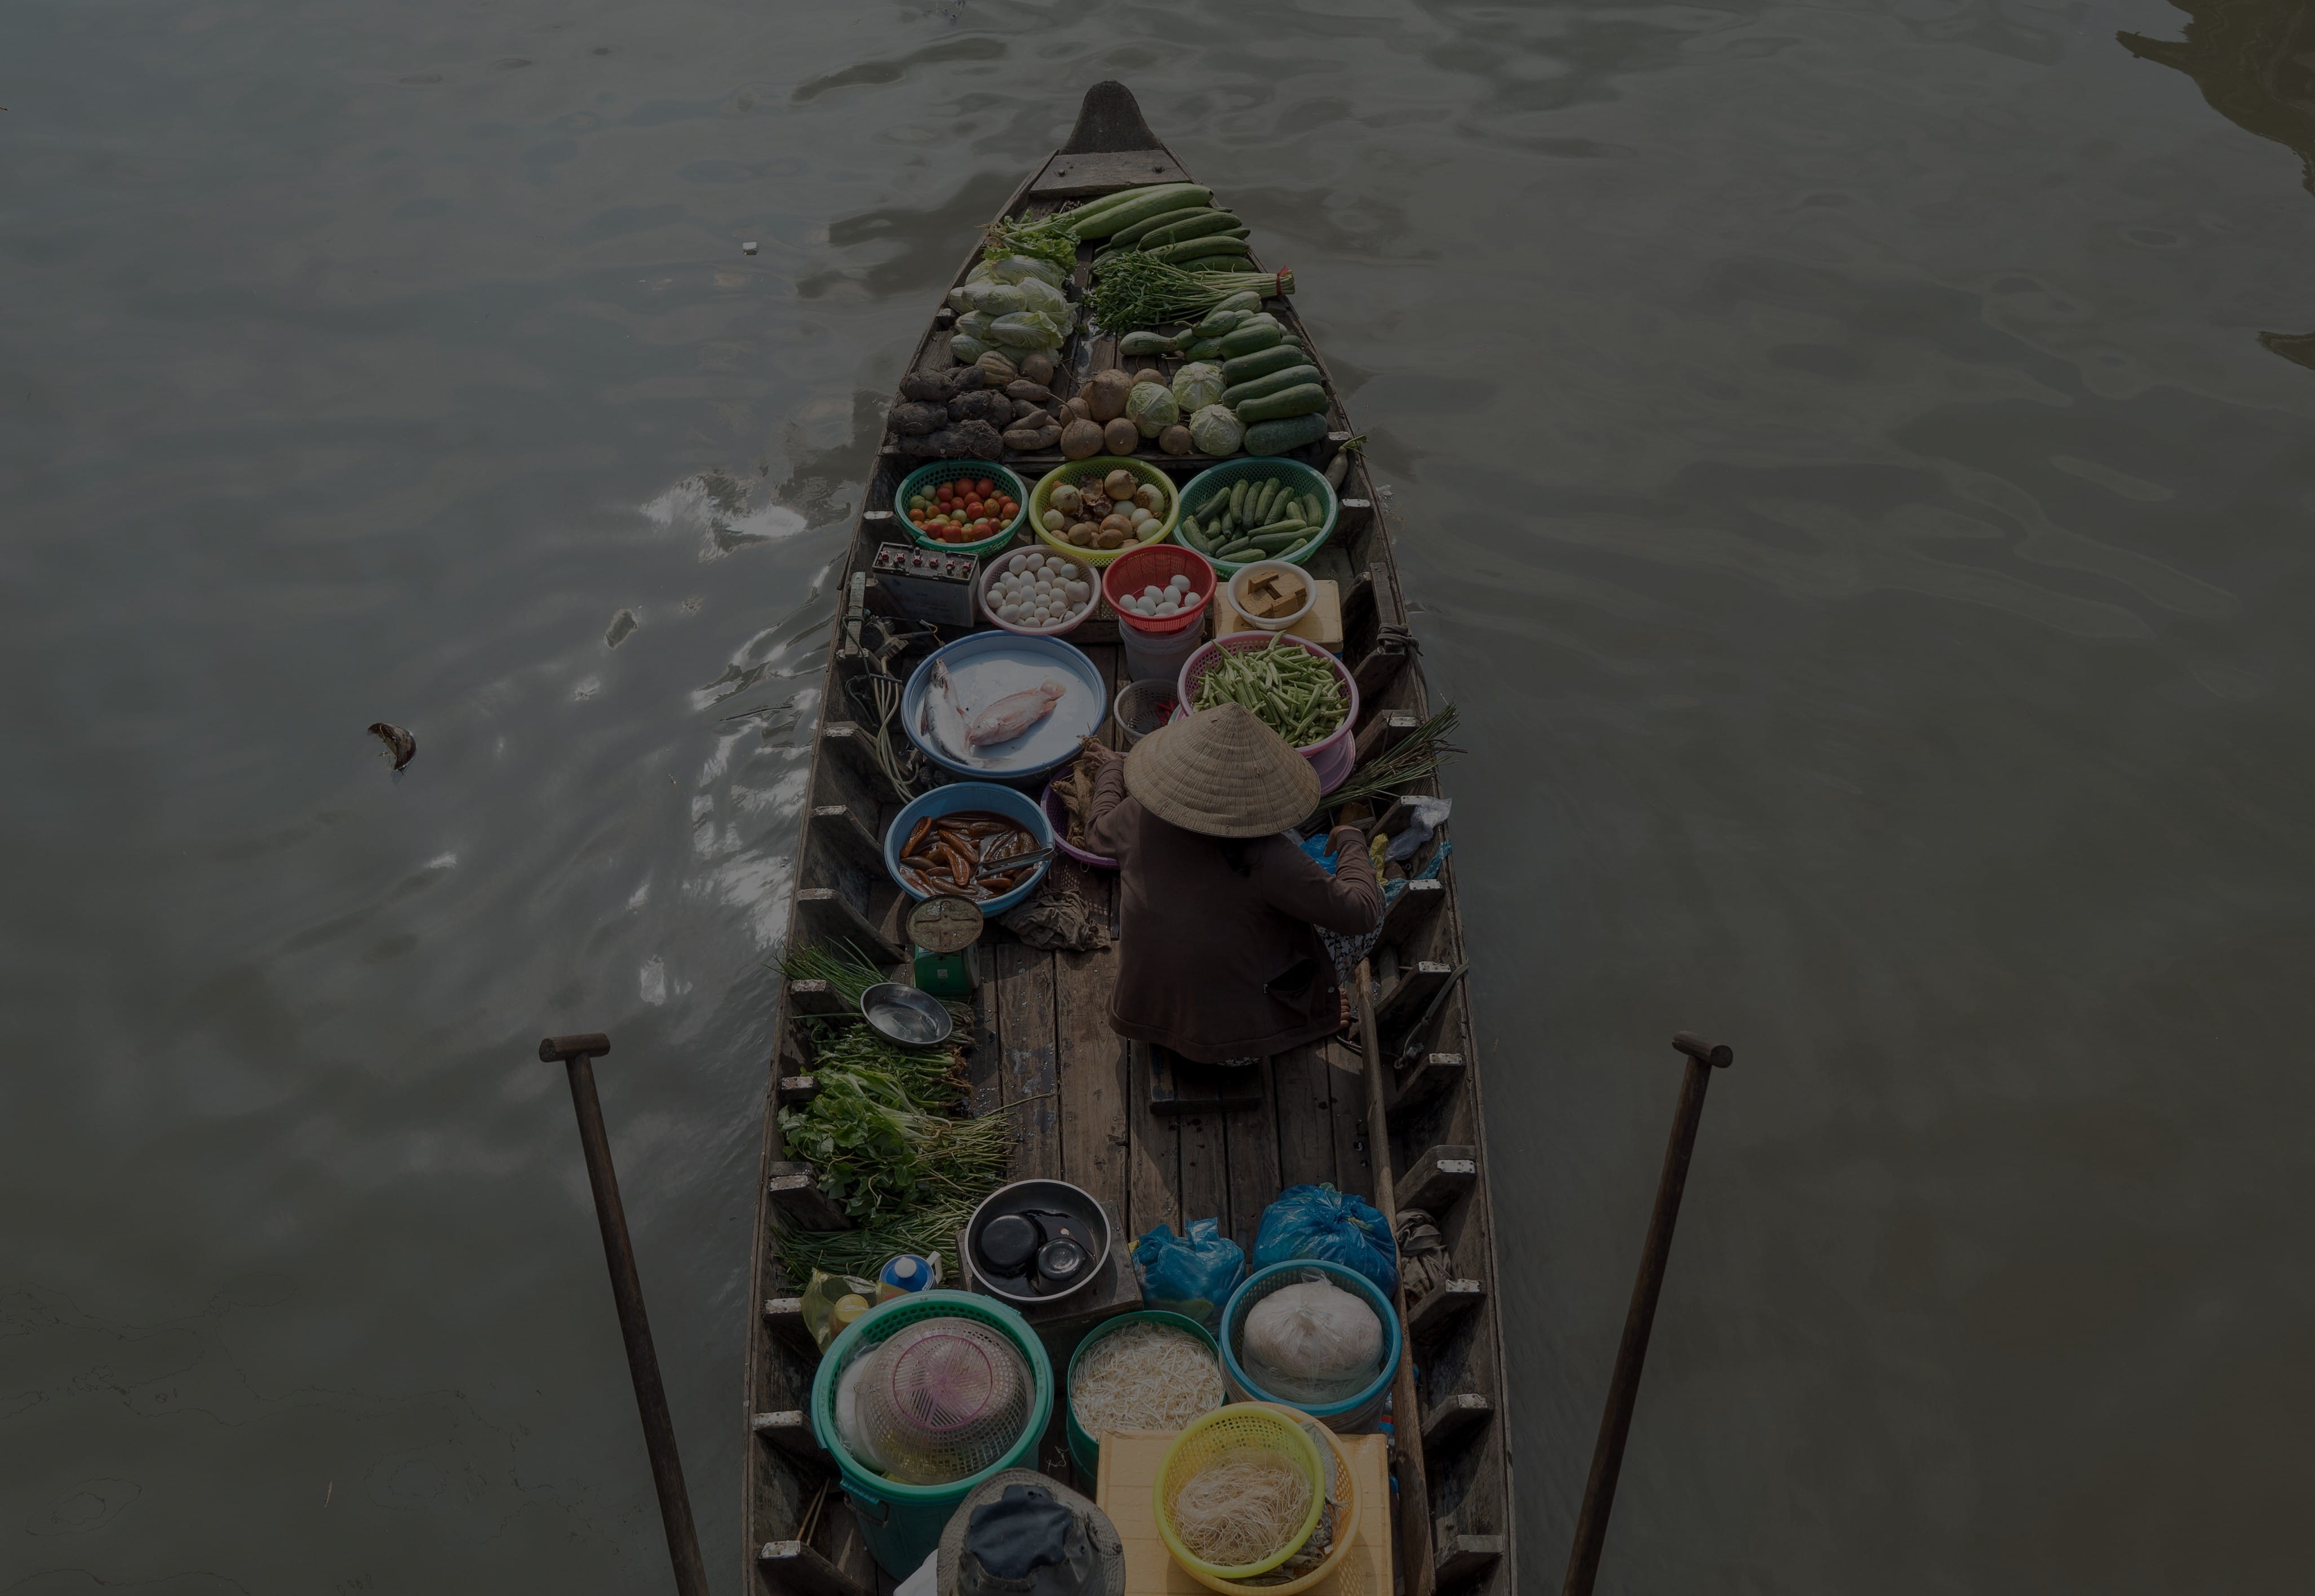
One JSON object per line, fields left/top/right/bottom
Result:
{"left": 977, "top": 547, "right": 1102, "bottom": 636}
{"left": 1228, "top": 560, "right": 1316, "bottom": 632}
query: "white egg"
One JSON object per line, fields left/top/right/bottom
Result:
{"left": 1066, "top": 580, "right": 1088, "bottom": 601}
{"left": 1142, "top": 585, "right": 1161, "bottom": 601}
{"left": 1168, "top": 574, "right": 1190, "bottom": 592}
{"left": 1010, "top": 551, "right": 1032, "bottom": 571}
{"left": 999, "top": 603, "right": 1021, "bottom": 621}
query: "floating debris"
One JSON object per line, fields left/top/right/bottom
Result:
{"left": 368, "top": 722, "right": 415, "bottom": 770}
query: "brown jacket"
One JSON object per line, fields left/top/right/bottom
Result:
{"left": 1086, "top": 757, "right": 1383, "bottom": 1062}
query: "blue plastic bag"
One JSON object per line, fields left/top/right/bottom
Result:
{"left": 1254, "top": 1183, "right": 1398, "bottom": 1297}
{"left": 1132, "top": 1218, "right": 1245, "bottom": 1329}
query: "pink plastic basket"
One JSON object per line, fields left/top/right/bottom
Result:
{"left": 1102, "top": 544, "right": 1216, "bottom": 639}
{"left": 1176, "top": 632, "right": 1360, "bottom": 795}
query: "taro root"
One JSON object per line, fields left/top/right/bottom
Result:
{"left": 1067, "top": 521, "right": 1099, "bottom": 546}
{"left": 920, "top": 418, "right": 1004, "bottom": 459}
{"left": 1096, "top": 524, "right": 1129, "bottom": 549}
{"left": 1003, "top": 423, "right": 1063, "bottom": 452}
{"left": 1158, "top": 424, "right": 1194, "bottom": 456}
{"left": 1060, "top": 418, "right": 1105, "bottom": 460}
{"left": 948, "top": 388, "right": 1011, "bottom": 424}
{"left": 889, "top": 401, "right": 947, "bottom": 436}
{"left": 901, "top": 365, "right": 984, "bottom": 402}
{"left": 1103, "top": 469, "right": 1137, "bottom": 502}
{"left": 1084, "top": 369, "right": 1133, "bottom": 423}
{"left": 1019, "top": 351, "right": 1057, "bottom": 387}
{"left": 1102, "top": 416, "right": 1139, "bottom": 454}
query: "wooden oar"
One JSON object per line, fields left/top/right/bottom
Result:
{"left": 538, "top": 1032, "right": 711, "bottom": 1596}
{"left": 1353, "top": 957, "right": 1436, "bottom": 1596}
{"left": 1559, "top": 1031, "right": 1734, "bottom": 1596}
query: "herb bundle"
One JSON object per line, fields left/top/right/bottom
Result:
{"left": 1085, "top": 253, "right": 1294, "bottom": 333}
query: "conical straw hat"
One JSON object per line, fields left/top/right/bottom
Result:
{"left": 1124, "top": 703, "right": 1319, "bottom": 838}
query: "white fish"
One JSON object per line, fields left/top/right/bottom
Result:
{"left": 919, "top": 660, "right": 985, "bottom": 764}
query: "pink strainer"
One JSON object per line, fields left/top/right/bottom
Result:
{"left": 850, "top": 1316, "right": 1034, "bottom": 1484}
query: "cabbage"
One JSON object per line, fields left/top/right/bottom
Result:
{"left": 961, "top": 281, "right": 1030, "bottom": 317}
{"left": 987, "top": 254, "right": 1065, "bottom": 289}
{"left": 1127, "top": 382, "right": 1179, "bottom": 438}
{"left": 946, "top": 286, "right": 973, "bottom": 313}
{"left": 949, "top": 334, "right": 992, "bottom": 364}
{"left": 1189, "top": 404, "right": 1244, "bottom": 457}
{"left": 1016, "top": 276, "right": 1068, "bottom": 317}
{"left": 955, "top": 311, "right": 995, "bottom": 342}
{"left": 990, "top": 309, "right": 1066, "bottom": 349}
{"left": 1172, "top": 362, "right": 1225, "bottom": 413}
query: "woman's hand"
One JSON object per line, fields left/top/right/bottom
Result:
{"left": 1077, "top": 736, "right": 1123, "bottom": 770}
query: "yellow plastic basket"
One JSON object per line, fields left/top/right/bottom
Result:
{"left": 1030, "top": 456, "right": 1181, "bottom": 566}
{"left": 1152, "top": 1403, "right": 1360, "bottom": 1595}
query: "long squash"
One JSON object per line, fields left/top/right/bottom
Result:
{"left": 1235, "top": 384, "right": 1329, "bottom": 424}
{"left": 1219, "top": 363, "right": 1322, "bottom": 409}
{"left": 1221, "top": 343, "right": 1307, "bottom": 384}
{"left": 1106, "top": 205, "right": 1219, "bottom": 250}
{"left": 1066, "top": 185, "right": 1213, "bottom": 238}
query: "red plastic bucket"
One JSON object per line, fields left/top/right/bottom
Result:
{"left": 1103, "top": 544, "right": 1216, "bottom": 639}
{"left": 1175, "top": 632, "right": 1360, "bottom": 795}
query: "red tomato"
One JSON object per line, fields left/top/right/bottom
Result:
{"left": 974, "top": 478, "right": 994, "bottom": 496}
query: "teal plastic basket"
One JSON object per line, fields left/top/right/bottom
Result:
{"left": 810, "top": 1290, "right": 1054, "bottom": 1575}
{"left": 1063, "top": 1309, "right": 1223, "bottom": 1483}
{"left": 894, "top": 459, "right": 1030, "bottom": 556}
{"left": 1173, "top": 458, "right": 1337, "bottom": 577}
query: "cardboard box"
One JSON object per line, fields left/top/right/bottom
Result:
{"left": 1213, "top": 577, "right": 1342, "bottom": 654}
{"left": 1096, "top": 1427, "right": 1390, "bottom": 1595}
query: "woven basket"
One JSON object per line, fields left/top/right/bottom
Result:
{"left": 1174, "top": 459, "right": 1337, "bottom": 577}
{"left": 1030, "top": 457, "right": 1181, "bottom": 566}
{"left": 1154, "top": 1404, "right": 1325, "bottom": 1590}
{"left": 895, "top": 459, "right": 1030, "bottom": 556}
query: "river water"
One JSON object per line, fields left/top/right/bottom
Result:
{"left": 5, "top": 1, "right": 2310, "bottom": 1590}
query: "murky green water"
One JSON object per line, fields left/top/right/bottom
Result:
{"left": 5, "top": 1, "right": 2311, "bottom": 1590}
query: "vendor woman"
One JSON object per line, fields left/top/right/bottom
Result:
{"left": 1083, "top": 703, "right": 1382, "bottom": 1063}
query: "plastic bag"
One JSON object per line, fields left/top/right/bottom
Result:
{"left": 1132, "top": 1217, "right": 1245, "bottom": 1329}
{"left": 1254, "top": 1184, "right": 1397, "bottom": 1297}
{"left": 799, "top": 1269, "right": 880, "bottom": 1352}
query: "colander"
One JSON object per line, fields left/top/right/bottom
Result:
{"left": 846, "top": 1315, "right": 1033, "bottom": 1485}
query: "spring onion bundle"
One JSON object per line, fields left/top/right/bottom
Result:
{"left": 778, "top": 940, "right": 886, "bottom": 1007}
{"left": 1319, "top": 703, "right": 1461, "bottom": 812}
{"left": 1086, "top": 252, "right": 1294, "bottom": 333}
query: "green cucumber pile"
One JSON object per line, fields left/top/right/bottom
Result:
{"left": 1178, "top": 471, "right": 1328, "bottom": 565}
{"left": 1191, "top": 635, "right": 1347, "bottom": 747}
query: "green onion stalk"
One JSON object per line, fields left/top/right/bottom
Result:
{"left": 1318, "top": 703, "right": 1462, "bottom": 814}
{"left": 1085, "top": 251, "right": 1294, "bottom": 333}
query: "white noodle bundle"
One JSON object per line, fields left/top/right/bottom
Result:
{"left": 1071, "top": 1322, "right": 1225, "bottom": 1437}
{"left": 1169, "top": 1447, "right": 1313, "bottom": 1568}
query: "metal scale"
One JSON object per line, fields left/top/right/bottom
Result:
{"left": 906, "top": 893, "right": 984, "bottom": 998}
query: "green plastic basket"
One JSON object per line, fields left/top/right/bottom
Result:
{"left": 810, "top": 1290, "right": 1054, "bottom": 1575}
{"left": 1030, "top": 456, "right": 1181, "bottom": 567}
{"left": 895, "top": 459, "right": 1030, "bottom": 556}
{"left": 1063, "top": 1309, "right": 1223, "bottom": 1483}
{"left": 1174, "top": 459, "right": 1336, "bottom": 577}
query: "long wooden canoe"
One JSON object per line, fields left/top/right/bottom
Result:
{"left": 743, "top": 82, "right": 1513, "bottom": 1596}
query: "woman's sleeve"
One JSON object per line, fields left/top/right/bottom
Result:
{"left": 1084, "top": 755, "right": 1135, "bottom": 856}
{"left": 1258, "top": 826, "right": 1383, "bottom": 934}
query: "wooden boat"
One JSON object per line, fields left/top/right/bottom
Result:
{"left": 743, "top": 82, "right": 1513, "bottom": 1596}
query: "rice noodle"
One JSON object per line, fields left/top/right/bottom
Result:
{"left": 1070, "top": 1322, "right": 1225, "bottom": 1437}
{"left": 1169, "top": 1447, "right": 1313, "bottom": 1568}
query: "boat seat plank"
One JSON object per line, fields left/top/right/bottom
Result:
{"left": 1324, "top": 1037, "right": 1376, "bottom": 1203}
{"left": 1176, "top": 1078, "right": 1231, "bottom": 1245}
{"left": 1125, "top": 1040, "right": 1182, "bottom": 1238}
{"left": 1270, "top": 1039, "right": 1339, "bottom": 1192}
{"left": 994, "top": 939, "right": 1062, "bottom": 1174}
{"left": 1223, "top": 1062, "right": 1285, "bottom": 1260}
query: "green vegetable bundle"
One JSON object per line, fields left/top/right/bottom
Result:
{"left": 1191, "top": 635, "right": 1347, "bottom": 747}
{"left": 1085, "top": 252, "right": 1293, "bottom": 333}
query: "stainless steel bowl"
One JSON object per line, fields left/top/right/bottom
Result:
{"left": 859, "top": 982, "right": 954, "bottom": 1048}
{"left": 965, "top": 1179, "right": 1114, "bottom": 1307}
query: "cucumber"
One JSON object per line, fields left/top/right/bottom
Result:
{"left": 1065, "top": 184, "right": 1212, "bottom": 238}
{"left": 1247, "top": 517, "right": 1306, "bottom": 540}
{"left": 1249, "top": 531, "right": 1310, "bottom": 555}
{"left": 1148, "top": 233, "right": 1258, "bottom": 266}
{"left": 1110, "top": 205, "right": 1220, "bottom": 249}
{"left": 1247, "top": 481, "right": 1274, "bottom": 523}
{"left": 1138, "top": 210, "right": 1242, "bottom": 249}
{"left": 1229, "top": 480, "right": 1248, "bottom": 521}
{"left": 1217, "top": 320, "right": 1287, "bottom": 360}
{"left": 1218, "top": 540, "right": 1262, "bottom": 561}
{"left": 1219, "top": 364, "right": 1321, "bottom": 409}
{"left": 1221, "top": 343, "right": 1307, "bottom": 384}
{"left": 1301, "top": 493, "right": 1323, "bottom": 527}
{"left": 1243, "top": 413, "right": 1330, "bottom": 456}
{"left": 1235, "top": 384, "right": 1328, "bottom": 424}
{"left": 1178, "top": 516, "right": 1211, "bottom": 553}
{"left": 1196, "top": 292, "right": 1263, "bottom": 336}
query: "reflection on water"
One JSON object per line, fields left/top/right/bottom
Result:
{"left": 2122, "top": 1, "right": 2315, "bottom": 365}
